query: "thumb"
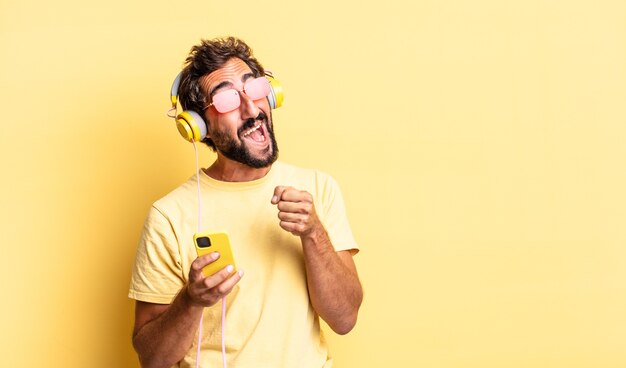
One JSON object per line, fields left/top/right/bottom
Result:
{"left": 271, "top": 186, "right": 287, "bottom": 204}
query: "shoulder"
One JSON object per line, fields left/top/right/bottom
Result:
{"left": 151, "top": 174, "right": 199, "bottom": 218}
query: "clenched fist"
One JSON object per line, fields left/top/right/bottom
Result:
{"left": 271, "top": 186, "right": 323, "bottom": 237}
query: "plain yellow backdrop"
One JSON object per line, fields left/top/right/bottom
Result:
{"left": 1, "top": 0, "right": 625, "bottom": 367}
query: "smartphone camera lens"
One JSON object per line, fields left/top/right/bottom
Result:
{"left": 197, "top": 236, "right": 211, "bottom": 248}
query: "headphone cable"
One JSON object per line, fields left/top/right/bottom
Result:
{"left": 192, "top": 140, "right": 228, "bottom": 368}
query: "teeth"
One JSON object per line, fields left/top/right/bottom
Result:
{"left": 243, "top": 122, "right": 262, "bottom": 137}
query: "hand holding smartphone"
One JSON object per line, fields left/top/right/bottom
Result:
{"left": 194, "top": 231, "right": 237, "bottom": 277}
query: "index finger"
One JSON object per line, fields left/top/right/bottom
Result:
{"left": 189, "top": 252, "right": 220, "bottom": 278}
{"left": 278, "top": 188, "right": 312, "bottom": 203}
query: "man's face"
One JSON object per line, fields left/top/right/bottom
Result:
{"left": 201, "top": 58, "right": 278, "bottom": 168}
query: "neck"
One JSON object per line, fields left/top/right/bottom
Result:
{"left": 204, "top": 154, "right": 272, "bottom": 182}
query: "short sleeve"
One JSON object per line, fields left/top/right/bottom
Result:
{"left": 128, "top": 206, "right": 185, "bottom": 304}
{"left": 316, "top": 173, "right": 359, "bottom": 254}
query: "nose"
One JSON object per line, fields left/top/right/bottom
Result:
{"left": 238, "top": 91, "right": 261, "bottom": 120}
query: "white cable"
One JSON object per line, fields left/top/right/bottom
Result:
{"left": 192, "top": 140, "right": 228, "bottom": 368}
{"left": 193, "top": 140, "right": 202, "bottom": 231}
{"left": 193, "top": 140, "right": 204, "bottom": 368}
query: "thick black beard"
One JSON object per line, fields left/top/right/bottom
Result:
{"left": 211, "top": 111, "right": 279, "bottom": 169}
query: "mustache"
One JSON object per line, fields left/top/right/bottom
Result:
{"left": 238, "top": 111, "right": 268, "bottom": 135}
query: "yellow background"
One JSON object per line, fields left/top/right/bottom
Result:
{"left": 1, "top": 0, "right": 625, "bottom": 367}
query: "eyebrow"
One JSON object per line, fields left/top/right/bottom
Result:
{"left": 208, "top": 72, "right": 256, "bottom": 98}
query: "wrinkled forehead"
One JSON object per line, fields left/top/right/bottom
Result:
{"left": 200, "top": 58, "right": 254, "bottom": 97}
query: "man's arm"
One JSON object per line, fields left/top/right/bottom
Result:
{"left": 132, "top": 253, "right": 244, "bottom": 368}
{"left": 272, "top": 186, "right": 363, "bottom": 335}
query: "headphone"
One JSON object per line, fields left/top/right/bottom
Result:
{"left": 169, "top": 71, "right": 284, "bottom": 142}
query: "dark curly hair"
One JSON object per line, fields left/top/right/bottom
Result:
{"left": 178, "top": 37, "right": 265, "bottom": 150}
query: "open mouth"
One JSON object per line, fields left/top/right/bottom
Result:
{"left": 241, "top": 121, "right": 268, "bottom": 144}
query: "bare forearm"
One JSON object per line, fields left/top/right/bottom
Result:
{"left": 301, "top": 228, "right": 363, "bottom": 334}
{"left": 271, "top": 185, "right": 363, "bottom": 333}
{"left": 133, "top": 287, "right": 204, "bottom": 368}
{"left": 132, "top": 253, "right": 243, "bottom": 368}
